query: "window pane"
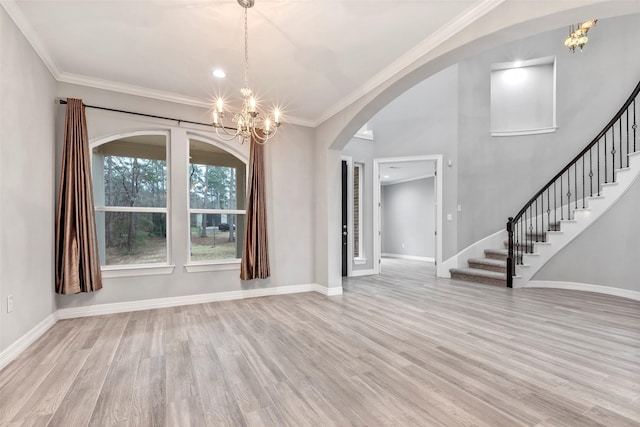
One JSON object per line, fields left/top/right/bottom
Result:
{"left": 353, "top": 164, "right": 361, "bottom": 258}
{"left": 189, "top": 139, "right": 246, "bottom": 210}
{"left": 190, "top": 214, "right": 245, "bottom": 262}
{"left": 93, "top": 135, "right": 167, "bottom": 208}
{"left": 96, "top": 211, "right": 167, "bottom": 265}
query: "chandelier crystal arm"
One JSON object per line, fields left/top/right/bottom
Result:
{"left": 211, "top": 0, "right": 282, "bottom": 145}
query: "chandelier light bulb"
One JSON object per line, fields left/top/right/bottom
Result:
{"left": 210, "top": 0, "right": 282, "bottom": 144}
{"left": 564, "top": 19, "right": 597, "bottom": 53}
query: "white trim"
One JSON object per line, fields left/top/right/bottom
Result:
{"left": 373, "top": 155, "right": 443, "bottom": 276}
{"left": 188, "top": 209, "right": 246, "bottom": 215}
{"left": 313, "top": 284, "right": 344, "bottom": 295}
{"left": 491, "top": 126, "right": 558, "bottom": 137}
{"left": 382, "top": 174, "right": 435, "bottom": 186}
{"left": 353, "top": 257, "right": 367, "bottom": 265}
{"left": 382, "top": 253, "right": 434, "bottom": 263}
{"left": 184, "top": 261, "right": 240, "bottom": 273}
{"left": 60, "top": 73, "right": 211, "bottom": 108}
{"left": 491, "top": 55, "right": 555, "bottom": 71}
{"left": 57, "top": 284, "right": 330, "bottom": 319}
{"left": 57, "top": 73, "right": 314, "bottom": 127}
{"left": 522, "top": 281, "right": 640, "bottom": 302}
{"left": 350, "top": 269, "right": 376, "bottom": 277}
{"left": 0, "top": 313, "right": 58, "bottom": 371}
{"left": 101, "top": 265, "right": 175, "bottom": 278}
{"left": 94, "top": 206, "right": 167, "bottom": 213}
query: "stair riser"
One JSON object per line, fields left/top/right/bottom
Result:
{"left": 503, "top": 241, "right": 536, "bottom": 252}
{"left": 485, "top": 251, "right": 506, "bottom": 261}
{"left": 451, "top": 272, "right": 506, "bottom": 287}
{"left": 468, "top": 262, "right": 506, "bottom": 273}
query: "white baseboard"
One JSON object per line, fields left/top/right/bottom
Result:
{"left": 524, "top": 281, "right": 640, "bottom": 302}
{"left": 350, "top": 269, "right": 375, "bottom": 277}
{"left": 0, "top": 313, "right": 58, "bottom": 371}
{"left": 382, "top": 253, "right": 435, "bottom": 262}
{"left": 312, "top": 284, "right": 344, "bottom": 296}
{"left": 57, "top": 284, "right": 327, "bottom": 319}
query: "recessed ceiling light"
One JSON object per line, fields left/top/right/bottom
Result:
{"left": 383, "top": 175, "right": 390, "bottom": 178}
{"left": 213, "top": 69, "right": 226, "bottom": 78}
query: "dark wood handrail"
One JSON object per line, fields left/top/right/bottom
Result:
{"left": 511, "top": 79, "right": 640, "bottom": 224}
{"left": 506, "top": 78, "right": 640, "bottom": 288}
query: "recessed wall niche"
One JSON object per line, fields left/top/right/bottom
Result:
{"left": 490, "top": 56, "right": 557, "bottom": 136}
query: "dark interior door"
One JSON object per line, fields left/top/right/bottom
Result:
{"left": 341, "top": 160, "right": 348, "bottom": 277}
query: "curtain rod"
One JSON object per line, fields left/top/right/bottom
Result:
{"left": 57, "top": 98, "right": 236, "bottom": 131}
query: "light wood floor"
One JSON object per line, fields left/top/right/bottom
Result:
{"left": 1, "top": 259, "right": 639, "bottom": 426}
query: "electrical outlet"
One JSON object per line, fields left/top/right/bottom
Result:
{"left": 7, "top": 295, "right": 14, "bottom": 313}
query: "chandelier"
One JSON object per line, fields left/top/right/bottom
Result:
{"left": 212, "top": 0, "right": 281, "bottom": 144}
{"left": 564, "top": 19, "right": 597, "bottom": 53}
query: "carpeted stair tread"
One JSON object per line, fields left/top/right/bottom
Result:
{"left": 468, "top": 257, "right": 506, "bottom": 267}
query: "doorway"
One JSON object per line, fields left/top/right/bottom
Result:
{"left": 373, "top": 155, "right": 443, "bottom": 276}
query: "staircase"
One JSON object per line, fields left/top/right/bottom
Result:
{"left": 449, "top": 223, "right": 559, "bottom": 287}
{"left": 450, "top": 79, "right": 640, "bottom": 288}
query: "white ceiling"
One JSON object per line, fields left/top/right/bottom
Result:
{"left": 3, "top": 0, "right": 484, "bottom": 125}
{"left": 3, "top": 1, "right": 638, "bottom": 128}
{"left": 380, "top": 161, "right": 435, "bottom": 185}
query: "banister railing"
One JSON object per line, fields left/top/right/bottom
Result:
{"left": 506, "top": 79, "right": 640, "bottom": 287}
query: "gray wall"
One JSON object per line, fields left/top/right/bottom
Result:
{"left": 369, "top": 65, "right": 459, "bottom": 259}
{"left": 0, "top": 8, "right": 57, "bottom": 352}
{"left": 342, "top": 137, "right": 374, "bottom": 271}
{"left": 533, "top": 175, "right": 640, "bottom": 292}
{"left": 456, "top": 14, "right": 640, "bottom": 250}
{"left": 54, "top": 83, "right": 316, "bottom": 310}
{"left": 382, "top": 178, "right": 435, "bottom": 258}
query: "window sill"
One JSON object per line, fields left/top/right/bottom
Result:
{"left": 491, "top": 126, "right": 558, "bottom": 137}
{"left": 101, "top": 264, "right": 175, "bottom": 278}
{"left": 184, "top": 260, "right": 241, "bottom": 273}
{"left": 354, "top": 257, "right": 367, "bottom": 265}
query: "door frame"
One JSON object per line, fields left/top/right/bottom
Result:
{"left": 373, "top": 155, "right": 444, "bottom": 276}
{"left": 341, "top": 155, "right": 353, "bottom": 277}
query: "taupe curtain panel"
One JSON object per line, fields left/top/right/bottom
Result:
{"left": 55, "top": 98, "right": 103, "bottom": 294}
{"left": 240, "top": 134, "right": 270, "bottom": 280}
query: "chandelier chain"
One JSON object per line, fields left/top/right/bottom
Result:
{"left": 244, "top": 6, "right": 250, "bottom": 90}
{"left": 212, "top": 0, "right": 281, "bottom": 144}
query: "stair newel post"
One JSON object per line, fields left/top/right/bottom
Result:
{"left": 506, "top": 217, "right": 514, "bottom": 288}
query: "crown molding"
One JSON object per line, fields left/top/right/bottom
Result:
{"left": 58, "top": 73, "right": 314, "bottom": 127}
{"left": 58, "top": 72, "right": 212, "bottom": 108}
{"left": 312, "top": 0, "right": 507, "bottom": 127}
{"left": 0, "top": 0, "right": 61, "bottom": 77}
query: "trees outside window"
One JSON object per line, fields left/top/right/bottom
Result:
{"left": 93, "top": 134, "right": 168, "bottom": 265}
{"left": 188, "top": 139, "right": 246, "bottom": 262}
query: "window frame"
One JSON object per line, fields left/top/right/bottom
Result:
{"left": 353, "top": 161, "right": 365, "bottom": 263}
{"left": 185, "top": 135, "right": 248, "bottom": 269}
{"left": 91, "top": 130, "right": 174, "bottom": 277}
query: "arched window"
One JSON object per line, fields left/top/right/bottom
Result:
{"left": 91, "top": 131, "right": 248, "bottom": 274}
{"left": 188, "top": 138, "right": 247, "bottom": 263}
{"left": 92, "top": 133, "right": 169, "bottom": 266}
